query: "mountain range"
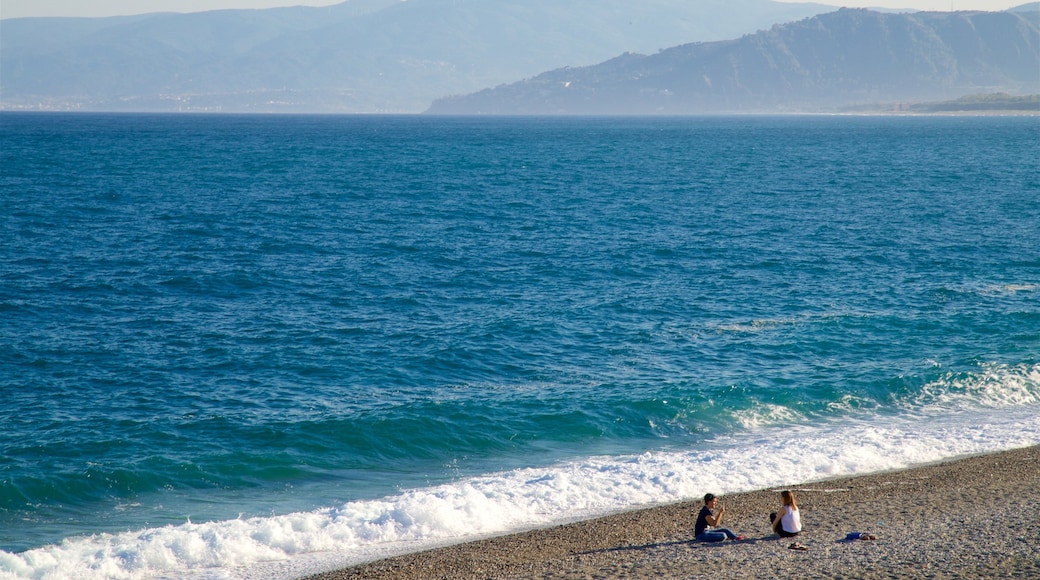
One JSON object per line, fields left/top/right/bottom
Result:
{"left": 2, "top": 2, "right": 1037, "bottom": 114}
{"left": 428, "top": 7, "right": 1040, "bottom": 115}
{"left": 0, "top": 0, "right": 834, "bottom": 113}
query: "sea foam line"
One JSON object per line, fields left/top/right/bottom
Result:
{"left": 3, "top": 403, "right": 1039, "bottom": 580}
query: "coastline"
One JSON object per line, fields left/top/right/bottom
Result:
{"left": 304, "top": 445, "right": 1040, "bottom": 579}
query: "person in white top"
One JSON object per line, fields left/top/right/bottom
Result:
{"left": 770, "top": 490, "right": 802, "bottom": 538}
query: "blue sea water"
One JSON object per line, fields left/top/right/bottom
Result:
{"left": 1, "top": 113, "right": 1038, "bottom": 579}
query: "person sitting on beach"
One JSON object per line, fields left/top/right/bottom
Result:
{"left": 695, "top": 493, "right": 745, "bottom": 542}
{"left": 769, "top": 490, "right": 802, "bottom": 538}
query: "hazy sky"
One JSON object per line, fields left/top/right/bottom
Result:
{"left": 0, "top": 0, "right": 1027, "bottom": 19}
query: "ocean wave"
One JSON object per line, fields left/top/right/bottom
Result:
{"left": 729, "top": 401, "right": 806, "bottom": 429}
{"left": 4, "top": 403, "right": 1038, "bottom": 580}
{"left": 907, "top": 362, "right": 1040, "bottom": 412}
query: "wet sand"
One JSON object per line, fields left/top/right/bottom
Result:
{"left": 304, "top": 445, "right": 1040, "bottom": 579}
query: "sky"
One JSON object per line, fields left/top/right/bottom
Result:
{"left": 0, "top": 0, "right": 1028, "bottom": 19}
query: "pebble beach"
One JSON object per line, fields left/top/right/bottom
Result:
{"left": 305, "top": 445, "right": 1040, "bottom": 580}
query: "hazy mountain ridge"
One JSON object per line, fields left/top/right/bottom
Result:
{"left": 0, "top": 0, "right": 833, "bottom": 113}
{"left": 427, "top": 8, "right": 1040, "bottom": 115}
{"left": 899, "top": 92, "right": 1039, "bottom": 112}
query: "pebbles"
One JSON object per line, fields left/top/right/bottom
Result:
{"left": 305, "top": 446, "right": 1040, "bottom": 579}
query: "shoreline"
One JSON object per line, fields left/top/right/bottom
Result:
{"left": 304, "top": 445, "right": 1040, "bottom": 579}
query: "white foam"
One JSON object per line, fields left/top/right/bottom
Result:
{"left": 973, "top": 282, "right": 1039, "bottom": 296}
{"left": 908, "top": 362, "right": 1040, "bottom": 411}
{"left": 3, "top": 400, "right": 1039, "bottom": 580}
{"left": 730, "top": 401, "right": 806, "bottom": 429}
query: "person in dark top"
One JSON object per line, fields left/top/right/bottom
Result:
{"left": 695, "top": 493, "right": 745, "bottom": 542}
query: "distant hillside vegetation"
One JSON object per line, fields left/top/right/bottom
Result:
{"left": 907, "top": 93, "right": 1040, "bottom": 113}
{"left": 426, "top": 9, "right": 1040, "bottom": 115}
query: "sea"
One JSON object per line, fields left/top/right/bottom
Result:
{"left": 1, "top": 112, "right": 1038, "bottom": 579}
